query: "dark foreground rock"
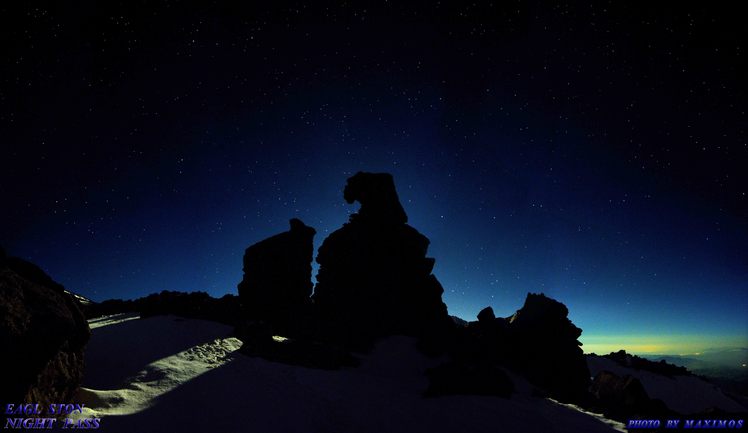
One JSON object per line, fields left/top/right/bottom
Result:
{"left": 312, "top": 172, "right": 453, "bottom": 350}
{"left": 453, "top": 293, "right": 590, "bottom": 403}
{"left": 505, "top": 293, "right": 591, "bottom": 401}
{"left": 0, "top": 254, "right": 90, "bottom": 411}
{"left": 237, "top": 218, "right": 316, "bottom": 337}
{"left": 590, "top": 370, "right": 672, "bottom": 420}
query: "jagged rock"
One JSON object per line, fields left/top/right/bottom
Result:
{"left": 507, "top": 293, "right": 590, "bottom": 401}
{"left": 344, "top": 171, "right": 407, "bottom": 225}
{"left": 453, "top": 293, "right": 590, "bottom": 402}
{"left": 237, "top": 218, "right": 316, "bottom": 336}
{"left": 477, "top": 306, "right": 495, "bottom": 324}
{"left": 455, "top": 294, "right": 589, "bottom": 402}
{"left": 590, "top": 370, "right": 671, "bottom": 419}
{"left": 503, "top": 293, "right": 591, "bottom": 402}
{"left": 0, "top": 253, "right": 90, "bottom": 411}
{"left": 313, "top": 172, "right": 452, "bottom": 349}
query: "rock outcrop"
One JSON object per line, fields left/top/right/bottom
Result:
{"left": 477, "top": 306, "right": 496, "bottom": 324}
{"left": 313, "top": 172, "right": 452, "bottom": 349}
{"left": 237, "top": 218, "right": 316, "bottom": 336}
{"left": 504, "top": 293, "right": 591, "bottom": 401}
{"left": 343, "top": 171, "right": 408, "bottom": 224}
{"left": 0, "top": 252, "right": 90, "bottom": 411}
{"left": 454, "top": 293, "right": 590, "bottom": 402}
{"left": 590, "top": 370, "right": 671, "bottom": 419}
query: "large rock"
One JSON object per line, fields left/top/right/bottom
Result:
{"left": 313, "top": 172, "right": 452, "bottom": 349}
{"left": 590, "top": 370, "right": 671, "bottom": 420}
{"left": 0, "top": 253, "right": 90, "bottom": 411}
{"left": 457, "top": 293, "right": 591, "bottom": 402}
{"left": 237, "top": 218, "right": 316, "bottom": 336}
{"left": 477, "top": 306, "right": 496, "bottom": 324}
{"left": 505, "top": 293, "right": 591, "bottom": 402}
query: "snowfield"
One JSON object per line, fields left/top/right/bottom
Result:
{"left": 74, "top": 314, "right": 624, "bottom": 433}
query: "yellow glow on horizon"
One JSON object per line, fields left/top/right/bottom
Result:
{"left": 583, "top": 342, "right": 665, "bottom": 354}
{"left": 580, "top": 334, "right": 746, "bottom": 355}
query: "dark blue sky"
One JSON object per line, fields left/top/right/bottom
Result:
{"left": 2, "top": 3, "right": 746, "bottom": 354}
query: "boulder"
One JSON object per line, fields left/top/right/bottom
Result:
{"left": 0, "top": 254, "right": 90, "bottom": 411}
{"left": 477, "top": 306, "right": 496, "bottom": 324}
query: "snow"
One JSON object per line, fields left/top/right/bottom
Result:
{"left": 74, "top": 315, "right": 622, "bottom": 433}
{"left": 587, "top": 355, "right": 747, "bottom": 414}
{"left": 65, "top": 290, "right": 93, "bottom": 305}
{"left": 88, "top": 313, "right": 141, "bottom": 330}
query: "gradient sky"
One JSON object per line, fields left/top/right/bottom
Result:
{"left": 2, "top": 3, "right": 746, "bottom": 355}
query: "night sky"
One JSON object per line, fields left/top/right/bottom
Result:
{"left": 2, "top": 2, "right": 746, "bottom": 355}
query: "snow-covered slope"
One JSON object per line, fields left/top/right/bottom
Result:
{"left": 74, "top": 315, "right": 623, "bottom": 433}
{"left": 64, "top": 289, "right": 93, "bottom": 305}
{"left": 87, "top": 312, "right": 140, "bottom": 330}
{"left": 587, "top": 354, "right": 747, "bottom": 414}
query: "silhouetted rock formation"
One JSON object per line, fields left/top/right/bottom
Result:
{"left": 237, "top": 218, "right": 316, "bottom": 336}
{"left": 504, "top": 293, "right": 591, "bottom": 402}
{"left": 454, "top": 293, "right": 590, "bottom": 403}
{"left": 344, "top": 172, "right": 408, "bottom": 224}
{"left": 477, "top": 306, "right": 496, "bottom": 324}
{"left": 0, "top": 253, "right": 90, "bottom": 411}
{"left": 313, "top": 172, "right": 451, "bottom": 349}
{"left": 590, "top": 370, "right": 671, "bottom": 420}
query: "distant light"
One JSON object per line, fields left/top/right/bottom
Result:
{"left": 272, "top": 335, "right": 289, "bottom": 343}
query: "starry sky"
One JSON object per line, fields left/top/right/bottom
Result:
{"left": 2, "top": 2, "right": 746, "bottom": 355}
